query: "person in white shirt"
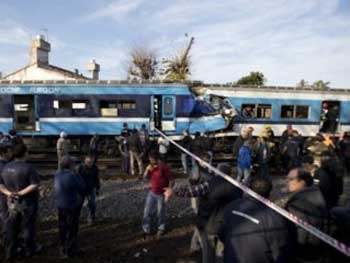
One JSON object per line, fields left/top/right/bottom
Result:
{"left": 157, "top": 136, "right": 169, "bottom": 163}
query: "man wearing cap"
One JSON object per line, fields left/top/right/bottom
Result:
{"left": 57, "top": 132, "right": 69, "bottom": 170}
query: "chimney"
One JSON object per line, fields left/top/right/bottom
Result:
{"left": 87, "top": 59, "right": 100, "bottom": 80}
{"left": 29, "top": 35, "right": 51, "bottom": 65}
{"left": 75, "top": 69, "right": 79, "bottom": 75}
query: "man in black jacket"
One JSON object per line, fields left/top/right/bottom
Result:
{"left": 218, "top": 177, "right": 294, "bottom": 263}
{"left": 78, "top": 156, "right": 100, "bottom": 224}
{"left": 285, "top": 168, "right": 328, "bottom": 263}
{"left": 164, "top": 163, "right": 243, "bottom": 263}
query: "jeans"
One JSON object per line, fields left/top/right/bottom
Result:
{"left": 181, "top": 153, "right": 190, "bottom": 174}
{"left": 142, "top": 191, "right": 166, "bottom": 233}
{"left": 237, "top": 167, "right": 251, "bottom": 184}
{"left": 129, "top": 151, "right": 143, "bottom": 176}
{"left": 191, "top": 227, "right": 221, "bottom": 263}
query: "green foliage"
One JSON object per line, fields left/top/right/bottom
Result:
{"left": 161, "top": 37, "right": 194, "bottom": 81}
{"left": 312, "top": 80, "right": 330, "bottom": 90}
{"left": 235, "top": 71, "right": 266, "bottom": 85}
{"left": 161, "top": 55, "right": 190, "bottom": 81}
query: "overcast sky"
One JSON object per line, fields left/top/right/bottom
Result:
{"left": 0, "top": 0, "right": 349, "bottom": 88}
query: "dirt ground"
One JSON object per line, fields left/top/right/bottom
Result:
{"left": 0, "top": 216, "right": 200, "bottom": 263}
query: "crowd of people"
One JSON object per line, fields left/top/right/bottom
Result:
{"left": 0, "top": 124, "right": 350, "bottom": 262}
{"left": 179, "top": 125, "right": 350, "bottom": 263}
{"left": 0, "top": 129, "right": 101, "bottom": 261}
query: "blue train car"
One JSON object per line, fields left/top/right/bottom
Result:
{"left": 205, "top": 85, "right": 350, "bottom": 136}
{"left": 0, "top": 81, "right": 227, "bottom": 139}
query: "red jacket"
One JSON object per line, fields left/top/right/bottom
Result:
{"left": 147, "top": 164, "right": 173, "bottom": 195}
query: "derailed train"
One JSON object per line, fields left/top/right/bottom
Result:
{"left": 0, "top": 80, "right": 349, "bottom": 144}
{"left": 205, "top": 84, "right": 350, "bottom": 136}
{"left": 0, "top": 81, "right": 228, "bottom": 143}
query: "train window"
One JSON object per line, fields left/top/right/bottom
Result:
{"left": 295, "top": 105, "right": 309, "bottom": 119}
{"left": 100, "top": 100, "right": 118, "bottom": 117}
{"left": 256, "top": 104, "right": 272, "bottom": 119}
{"left": 118, "top": 100, "right": 136, "bottom": 110}
{"left": 53, "top": 100, "right": 72, "bottom": 117}
{"left": 72, "top": 100, "right": 87, "bottom": 109}
{"left": 281, "top": 105, "right": 309, "bottom": 119}
{"left": 164, "top": 97, "right": 173, "bottom": 115}
{"left": 14, "top": 104, "right": 29, "bottom": 111}
{"left": 241, "top": 104, "right": 271, "bottom": 119}
{"left": 241, "top": 104, "right": 255, "bottom": 118}
{"left": 53, "top": 100, "right": 71, "bottom": 109}
{"left": 281, "top": 105, "right": 294, "bottom": 118}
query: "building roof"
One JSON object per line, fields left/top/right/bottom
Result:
{"left": 3, "top": 61, "right": 90, "bottom": 80}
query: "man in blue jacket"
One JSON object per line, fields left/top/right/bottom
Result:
{"left": 237, "top": 140, "right": 252, "bottom": 185}
{"left": 54, "top": 155, "right": 86, "bottom": 258}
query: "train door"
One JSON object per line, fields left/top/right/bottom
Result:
{"left": 161, "top": 96, "right": 176, "bottom": 131}
{"left": 150, "top": 95, "right": 176, "bottom": 132}
{"left": 150, "top": 95, "right": 162, "bottom": 131}
{"left": 320, "top": 100, "right": 340, "bottom": 133}
{"left": 13, "top": 95, "right": 36, "bottom": 130}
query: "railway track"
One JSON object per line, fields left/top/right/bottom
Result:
{"left": 27, "top": 151, "right": 236, "bottom": 177}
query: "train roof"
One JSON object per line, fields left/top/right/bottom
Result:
{"left": 203, "top": 84, "right": 350, "bottom": 94}
{"left": 0, "top": 79, "right": 349, "bottom": 94}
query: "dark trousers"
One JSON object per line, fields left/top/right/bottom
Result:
{"left": 259, "top": 162, "right": 269, "bottom": 178}
{"left": 90, "top": 149, "right": 98, "bottom": 165}
{"left": 4, "top": 204, "right": 38, "bottom": 260}
{"left": 85, "top": 190, "right": 96, "bottom": 219}
{"left": 343, "top": 158, "right": 350, "bottom": 176}
{"left": 58, "top": 207, "right": 80, "bottom": 256}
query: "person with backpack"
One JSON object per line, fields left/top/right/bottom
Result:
{"left": 142, "top": 151, "right": 174, "bottom": 237}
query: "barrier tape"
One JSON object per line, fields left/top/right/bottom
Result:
{"left": 155, "top": 128, "right": 350, "bottom": 257}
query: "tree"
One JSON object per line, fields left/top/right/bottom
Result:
{"left": 235, "top": 71, "right": 266, "bottom": 85}
{"left": 312, "top": 80, "right": 330, "bottom": 90}
{"left": 128, "top": 47, "right": 158, "bottom": 81}
{"left": 161, "top": 37, "right": 194, "bottom": 81}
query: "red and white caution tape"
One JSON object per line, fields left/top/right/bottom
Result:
{"left": 155, "top": 128, "right": 350, "bottom": 257}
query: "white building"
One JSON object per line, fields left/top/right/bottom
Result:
{"left": 1, "top": 35, "right": 100, "bottom": 81}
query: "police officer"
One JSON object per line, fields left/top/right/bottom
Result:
{"left": 0, "top": 142, "right": 13, "bottom": 245}
{"left": 0, "top": 144, "right": 41, "bottom": 261}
